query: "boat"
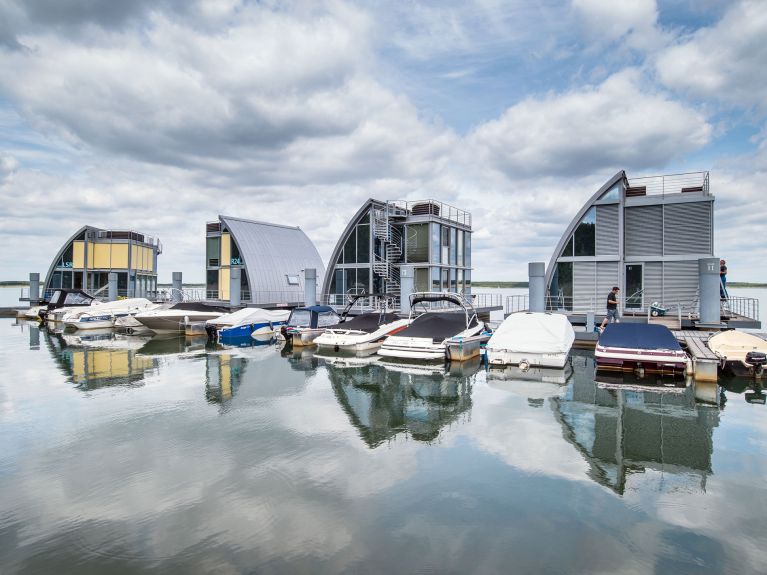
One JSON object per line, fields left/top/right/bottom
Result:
{"left": 40, "top": 289, "right": 97, "bottom": 323}
{"left": 595, "top": 323, "right": 688, "bottom": 377}
{"left": 707, "top": 330, "right": 767, "bottom": 379}
{"left": 314, "top": 294, "right": 410, "bottom": 353}
{"left": 114, "top": 313, "right": 155, "bottom": 335}
{"left": 133, "top": 302, "right": 228, "bottom": 334}
{"left": 377, "top": 292, "right": 485, "bottom": 361}
{"left": 486, "top": 312, "right": 575, "bottom": 369}
{"left": 280, "top": 305, "right": 342, "bottom": 347}
{"left": 62, "top": 298, "right": 155, "bottom": 331}
{"left": 206, "top": 307, "right": 290, "bottom": 341}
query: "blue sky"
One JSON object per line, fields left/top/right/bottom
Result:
{"left": 0, "top": 0, "right": 765, "bottom": 282}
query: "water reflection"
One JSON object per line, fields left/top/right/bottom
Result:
{"left": 326, "top": 357, "right": 479, "bottom": 447}
{"left": 553, "top": 352, "right": 719, "bottom": 494}
{"left": 720, "top": 378, "right": 767, "bottom": 405}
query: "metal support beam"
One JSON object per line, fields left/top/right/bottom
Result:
{"left": 230, "top": 267, "right": 241, "bottom": 308}
{"left": 304, "top": 268, "right": 317, "bottom": 307}
{"left": 172, "top": 272, "right": 183, "bottom": 303}
{"left": 528, "top": 262, "right": 545, "bottom": 312}
{"left": 108, "top": 272, "right": 118, "bottom": 302}
{"left": 698, "top": 257, "right": 720, "bottom": 325}
{"left": 29, "top": 273, "right": 40, "bottom": 304}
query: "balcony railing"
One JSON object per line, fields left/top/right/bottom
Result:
{"left": 385, "top": 199, "right": 472, "bottom": 227}
{"left": 626, "top": 171, "right": 709, "bottom": 198}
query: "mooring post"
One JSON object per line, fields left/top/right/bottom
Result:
{"left": 698, "top": 257, "right": 720, "bottom": 325}
{"left": 528, "top": 262, "right": 545, "bottom": 313}
{"left": 172, "top": 272, "right": 183, "bottom": 303}
{"left": 399, "top": 266, "right": 414, "bottom": 314}
{"left": 108, "top": 272, "right": 118, "bottom": 301}
{"left": 28, "top": 272, "right": 40, "bottom": 305}
{"left": 230, "top": 267, "right": 241, "bottom": 308}
{"left": 586, "top": 311, "right": 595, "bottom": 333}
{"left": 304, "top": 268, "right": 317, "bottom": 307}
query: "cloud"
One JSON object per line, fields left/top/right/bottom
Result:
{"left": 467, "top": 69, "right": 711, "bottom": 178}
{"left": 572, "top": 0, "right": 661, "bottom": 49}
{"left": 655, "top": 0, "right": 767, "bottom": 112}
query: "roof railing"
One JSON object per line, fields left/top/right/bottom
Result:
{"left": 626, "top": 171, "right": 710, "bottom": 198}
{"left": 385, "top": 199, "right": 472, "bottom": 227}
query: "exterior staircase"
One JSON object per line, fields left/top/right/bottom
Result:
{"left": 372, "top": 207, "right": 403, "bottom": 297}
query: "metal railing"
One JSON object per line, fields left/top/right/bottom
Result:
{"left": 204, "top": 290, "right": 305, "bottom": 305}
{"left": 724, "top": 296, "right": 759, "bottom": 321}
{"left": 322, "top": 293, "right": 401, "bottom": 312}
{"left": 626, "top": 171, "right": 709, "bottom": 197}
{"left": 385, "top": 199, "right": 471, "bottom": 227}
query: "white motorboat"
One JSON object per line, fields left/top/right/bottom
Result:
{"left": 41, "top": 289, "right": 97, "bottom": 323}
{"left": 133, "top": 302, "right": 228, "bottom": 334}
{"left": 378, "top": 292, "right": 485, "bottom": 361}
{"left": 281, "top": 305, "right": 342, "bottom": 347}
{"left": 315, "top": 294, "right": 410, "bottom": 353}
{"left": 708, "top": 330, "right": 767, "bottom": 379}
{"left": 62, "top": 298, "right": 155, "bottom": 331}
{"left": 486, "top": 312, "right": 575, "bottom": 369}
{"left": 17, "top": 305, "right": 45, "bottom": 320}
{"left": 114, "top": 313, "right": 155, "bottom": 335}
{"left": 206, "top": 307, "right": 290, "bottom": 341}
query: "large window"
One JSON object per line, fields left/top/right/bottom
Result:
{"left": 456, "top": 231, "right": 464, "bottom": 267}
{"left": 441, "top": 226, "right": 450, "bottom": 263}
{"left": 357, "top": 223, "right": 370, "bottom": 264}
{"left": 550, "top": 262, "right": 573, "bottom": 310}
{"left": 206, "top": 237, "right": 220, "bottom": 267}
{"left": 431, "top": 267, "right": 440, "bottom": 291}
{"left": 339, "top": 216, "right": 370, "bottom": 264}
{"left": 431, "top": 224, "right": 440, "bottom": 264}
{"left": 343, "top": 229, "right": 356, "bottom": 264}
{"left": 574, "top": 207, "right": 596, "bottom": 256}
{"left": 414, "top": 268, "right": 429, "bottom": 292}
{"left": 230, "top": 238, "right": 242, "bottom": 266}
{"left": 464, "top": 232, "right": 471, "bottom": 268}
{"left": 406, "top": 224, "right": 429, "bottom": 263}
{"left": 206, "top": 269, "right": 219, "bottom": 298}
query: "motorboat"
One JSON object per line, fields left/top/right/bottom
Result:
{"left": 707, "top": 330, "right": 767, "bottom": 379}
{"left": 378, "top": 292, "right": 485, "bottom": 361}
{"left": 62, "top": 298, "right": 155, "bottom": 331}
{"left": 315, "top": 294, "right": 410, "bottom": 353}
{"left": 280, "top": 305, "right": 342, "bottom": 347}
{"left": 133, "top": 302, "right": 228, "bottom": 334}
{"left": 486, "top": 312, "right": 575, "bottom": 369}
{"left": 595, "top": 323, "right": 688, "bottom": 377}
{"left": 114, "top": 314, "right": 154, "bottom": 335}
{"left": 41, "top": 289, "right": 97, "bottom": 323}
{"left": 206, "top": 307, "right": 290, "bottom": 341}
{"left": 17, "top": 305, "right": 46, "bottom": 320}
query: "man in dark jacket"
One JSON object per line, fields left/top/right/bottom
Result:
{"left": 599, "top": 287, "right": 620, "bottom": 330}
{"left": 720, "top": 259, "right": 728, "bottom": 300}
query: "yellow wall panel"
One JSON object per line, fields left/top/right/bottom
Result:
{"left": 219, "top": 268, "right": 230, "bottom": 300}
{"left": 144, "top": 247, "right": 153, "bottom": 271}
{"left": 131, "top": 245, "right": 139, "bottom": 271}
{"left": 111, "top": 244, "right": 129, "bottom": 269}
{"left": 221, "top": 232, "right": 231, "bottom": 267}
{"left": 93, "top": 243, "right": 111, "bottom": 268}
{"left": 73, "top": 241, "right": 85, "bottom": 268}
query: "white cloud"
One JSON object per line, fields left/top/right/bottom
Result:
{"left": 573, "top": 0, "right": 659, "bottom": 46}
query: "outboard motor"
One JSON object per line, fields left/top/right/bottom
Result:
{"left": 745, "top": 351, "right": 766, "bottom": 377}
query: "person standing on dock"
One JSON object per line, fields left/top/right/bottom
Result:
{"left": 599, "top": 287, "right": 620, "bottom": 331}
{"left": 720, "top": 259, "right": 728, "bottom": 300}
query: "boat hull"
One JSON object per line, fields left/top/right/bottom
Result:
{"left": 595, "top": 345, "right": 687, "bottom": 376}
{"left": 286, "top": 328, "right": 326, "bottom": 347}
{"left": 135, "top": 313, "right": 224, "bottom": 334}
{"left": 65, "top": 317, "right": 116, "bottom": 331}
{"left": 487, "top": 349, "right": 569, "bottom": 369}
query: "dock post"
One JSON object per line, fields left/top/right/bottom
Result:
{"left": 528, "top": 262, "right": 545, "bottom": 312}
{"left": 586, "top": 311, "right": 595, "bottom": 333}
{"left": 304, "top": 268, "right": 317, "bottom": 307}
{"left": 698, "top": 257, "right": 720, "bottom": 325}
{"left": 108, "top": 272, "right": 118, "bottom": 301}
{"left": 172, "top": 272, "right": 183, "bottom": 303}
{"left": 230, "top": 267, "right": 241, "bottom": 308}
{"left": 128, "top": 270, "right": 136, "bottom": 298}
{"left": 29, "top": 272, "right": 40, "bottom": 304}
{"left": 399, "top": 266, "right": 414, "bottom": 314}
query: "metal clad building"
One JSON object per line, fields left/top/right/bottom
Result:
{"left": 205, "top": 215, "right": 325, "bottom": 305}
{"left": 545, "top": 171, "right": 713, "bottom": 313}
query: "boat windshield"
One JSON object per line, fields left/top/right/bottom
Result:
{"left": 63, "top": 292, "right": 93, "bottom": 305}
{"left": 49, "top": 291, "right": 62, "bottom": 305}
{"left": 289, "top": 310, "right": 312, "bottom": 327}
{"left": 317, "top": 311, "right": 340, "bottom": 327}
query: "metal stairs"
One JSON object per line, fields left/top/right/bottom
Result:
{"left": 372, "top": 207, "right": 402, "bottom": 297}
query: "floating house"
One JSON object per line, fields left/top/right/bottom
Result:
{"left": 43, "top": 226, "right": 161, "bottom": 299}
{"left": 205, "top": 215, "right": 325, "bottom": 305}
{"left": 546, "top": 171, "right": 714, "bottom": 314}
{"left": 321, "top": 199, "right": 472, "bottom": 303}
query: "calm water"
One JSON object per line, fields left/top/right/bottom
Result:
{"left": 1, "top": 320, "right": 767, "bottom": 574}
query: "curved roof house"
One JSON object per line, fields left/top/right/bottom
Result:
{"left": 43, "top": 225, "right": 161, "bottom": 299}
{"left": 546, "top": 170, "right": 714, "bottom": 314}
{"left": 321, "top": 198, "right": 472, "bottom": 304}
{"left": 205, "top": 215, "right": 325, "bottom": 305}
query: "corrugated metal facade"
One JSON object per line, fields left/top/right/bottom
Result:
{"left": 625, "top": 205, "right": 663, "bottom": 256}
{"left": 644, "top": 261, "right": 663, "bottom": 308}
{"left": 663, "top": 202, "right": 712, "bottom": 255}
{"left": 596, "top": 262, "right": 619, "bottom": 313}
{"left": 573, "top": 262, "right": 596, "bottom": 310}
{"left": 663, "top": 261, "right": 698, "bottom": 309}
{"left": 595, "top": 204, "right": 619, "bottom": 255}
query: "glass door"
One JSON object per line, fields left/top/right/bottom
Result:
{"left": 625, "top": 264, "right": 643, "bottom": 310}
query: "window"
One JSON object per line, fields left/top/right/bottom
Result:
{"left": 599, "top": 183, "right": 620, "bottom": 202}
{"left": 450, "top": 228, "right": 457, "bottom": 265}
{"left": 343, "top": 229, "right": 357, "bottom": 264}
{"left": 64, "top": 292, "right": 93, "bottom": 305}
{"left": 414, "top": 268, "right": 429, "bottom": 292}
{"left": 406, "top": 224, "right": 429, "bottom": 263}
{"left": 441, "top": 268, "right": 449, "bottom": 291}
{"left": 457, "top": 269, "right": 464, "bottom": 293}
{"left": 456, "top": 230, "right": 464, "bottom": 267}
{"left": 318, "top": 311, "right": 340, "bottom": 327}
{"left": 550, "top": 262, "right": 573, "bottom": 311}
{"left": 289, "top": 310, "right": 311, "bottom": 327}
{"left": 431, "top": 223, "right": 441, "bottom": 264}
{"left": 464, "top": 232, "right": 471, "bottom": 268}
{"left": 286, "top": 275, "right": 300, "bottom": 286}
{"left": 206, "top": 237, "right": 220, "bottom": 267}
{"left": 230, "top": 239, "right": 242, "bottom": 266}
{"left": 465, "top": 270, "right": 471, "bottom": 293}
{"left": 450, "top": 268, "right": 457, "bottom": 292}
{"left": 562, "top": 235, "right": 574, "bottom": 257}
{"left": 206, "top": 270, "right": 219, "bottom": 298}
{"left": 573, "top": 207, "right": 596, "bottom": 257}
{"left": 431, "top": 267, "right": 440, "bottom": 291}
{"left": 357, "top": 223, "right": 370, "bottom": 264}
{"left": 441, "top": 226, "right": 450, "bottom": 263}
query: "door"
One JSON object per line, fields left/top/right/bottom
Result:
{"left": 625, "top": 264, "right": 643, "bottom": 310}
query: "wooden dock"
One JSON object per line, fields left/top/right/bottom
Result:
{"left": 671, "top": 330, "right": 719, "bottom": 382}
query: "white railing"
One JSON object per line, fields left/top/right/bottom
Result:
{"left": 627, "top": 171, "right": 709, "bottom": 197}
{"left": 385, "top": 199, "right": 471, "bottom": 227}
{"left": 724, "top": 296, "right": 759, "bottom": 321}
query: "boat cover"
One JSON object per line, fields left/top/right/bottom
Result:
{"left": 395, "top": 312, "right": 476, "bottom": 340}
{"left": 708, "top": 330, "right": 767, "bottom": 360}
{"left": 337, "top": 312, "right": 401, "bottom": 333}
{"left": 208, "top": 307, "right": 290, "bottom": 327}
{"left": 171, "top": 302, "right": 229, "bottom": 312}
{"left": 487, "top": 312, "right": 574, "bottom": 354}
{"left": 598, "top": 323, "right": 682, "bottom": 351}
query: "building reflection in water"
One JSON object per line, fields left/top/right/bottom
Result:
{"left": 325, "top": 356, "right": 481, "bottom": 448}
{"left": 553, "top": 351, "right": 720, "bottom": 494}
{"left": 43, "top": 329, "right": 158, "bottom": 390}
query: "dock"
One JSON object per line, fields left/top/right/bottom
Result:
{"left": 672, "top": 330, "right": 720, "bottom": 382}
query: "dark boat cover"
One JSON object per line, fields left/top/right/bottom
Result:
{"left": 396, "top": 312, "right": 477, "bottom": 341}
{"left": 338, "top": 312, "right": 401, "bottom": 333}
{"left": 599, "top": 323, "right": 682, "bottom": 351}
{"left": 171, "top": 302, "right": 229, "bottom": 312}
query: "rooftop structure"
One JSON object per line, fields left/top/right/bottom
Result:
{"left": 205, "top": 215, "right": 325, "bottom": 305}
{"left": 43, "top": 226, "right": 161, "bottom": 300}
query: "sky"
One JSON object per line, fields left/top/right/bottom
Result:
{"left": 0, "top": 0, "right": 765, "bottom": 283}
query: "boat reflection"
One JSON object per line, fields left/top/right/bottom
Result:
{"left": 553, "top": 352, "right": 720, "bottom": 494}
{"left": 326, "top": 357, "right": 481, "bottom": 447}
{"left": 720, "top": 378, "right": 767, "bottom": 405}
{"left": 43, "top": 330, "right": 158, "bottom": 390}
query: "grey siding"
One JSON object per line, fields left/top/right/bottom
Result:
{"left": 644, "top": 261, "right": 663, "bottom": 308}
{"left": 664, "top": 202, "right": 712, "bottom": 255}
{"left": 573, "top": 261, "right": 596, "bottom": 311}
{"left": 595, "top": 204, "right": 619, "bottom": 255}
{"left": 625, "top": 205, "right": 663, "bottom": 256}
{"left": 596, "top": 261, "right": 619, "bottom": 314}
{"left": 663, "top": 261, "right": 698, "bottom": 309}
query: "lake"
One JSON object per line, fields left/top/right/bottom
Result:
{"left": 1, "top": 318, "right": 766, "bottom": 574}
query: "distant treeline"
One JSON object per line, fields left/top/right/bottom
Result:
{"left": 473, "top": 281, "right": 529, "bottom": 288}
